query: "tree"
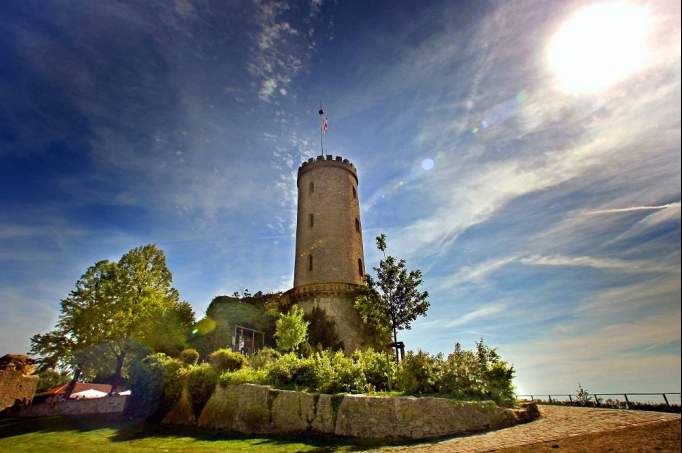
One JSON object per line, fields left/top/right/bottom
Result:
{"left": 355, "top": 234, "right": 430, "bottom": 363}
{"left": 274, "top": 305, "right": 309, "bottom": 354}
{"left": 30, "top": 244, "right": 194, "bottom": 393}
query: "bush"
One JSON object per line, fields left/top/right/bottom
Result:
{"left": 249, "top": 347, "right": 280, "bottom": 370}
{"left": 209, "top": 349, "right": 247, "bottom": 372}
{"left": 353, "top": 348, "right": 395, "bottom": 392}
{"left": 266, "top": 352, "right": 306, "bottom": 388}
{"left": 186, "top": 363, "right": 218, "bottom": 415}
{"left": 180, "top": 348, "right": 200, "bottom": 366}
{"left": 219, "top": 368, "right": 269, "bottom": 386}
{"left": 162, "top": 358, "right": 186, "bottom": 409}
{"left": 396, "top": 350, "right": 441, "bottom": 394}
{"left": 128, "top": 353, "right": 179, "bottom": 420}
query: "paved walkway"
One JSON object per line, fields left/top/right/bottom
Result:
{"left": 379, "top": 405, "right": 681, "bottom": 452}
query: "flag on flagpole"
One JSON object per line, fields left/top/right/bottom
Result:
{"left": 319, "top": 108, "right": 328, "bottom": 134}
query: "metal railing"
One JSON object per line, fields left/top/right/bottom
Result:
{"left": 518, "top": 393, "right": 681, "bottom": 410}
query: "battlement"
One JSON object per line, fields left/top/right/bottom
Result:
{"left": 297, "top": 155, "right": 358, "bottom": 184}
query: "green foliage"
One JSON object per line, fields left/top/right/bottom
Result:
{"left": 219, "top": 368, "right": 269, "bottom": 386}
{"left": 209, "top": 349, "right": 247, "bottom": 372}
{"left": 355, "top": 235, "right": 430, "bottom": 361}
{"left": 180, "top": 348, "right": 200, "bottom": 366}
{"left": 352, "top": 348, "right": 395, "bottom": 392}
{"left": 186, "top": 363, "right": 218, "bottom": 415}
{"left": 396, "top": 350, "right": 442, "bottom": 394}
{"left": 30, "top": 244, "right": 195, "bottom": 390}
{"left": 274, "top": 305, "right": 309, "bottom": 354}
{"left": 249, "top": 347, "right": 280, "bottom": 370}
{"left": 394, "top": 340, "right": 516, "bottom": 406}
{"left": 162, "top": 359, "right": 187, "bottom": 409}
{"left": 36, "top": 369, "right": 71, "bottom": 392}
{"left": 127, "top": 353, "right": 179, "bottom": 419}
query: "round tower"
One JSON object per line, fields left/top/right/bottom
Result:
{"left": 284, "top": 154, "right": 369, "bottom": 353}
{"left": 294, "top": 155, "right": 365, "bottom": 287}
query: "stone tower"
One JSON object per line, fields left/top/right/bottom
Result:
{"left": 284, "top": 154, "right": 368, "bottom": 352}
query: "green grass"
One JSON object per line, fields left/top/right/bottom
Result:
{"left": 0, "top": 416, "right": 382, "bottom": 452}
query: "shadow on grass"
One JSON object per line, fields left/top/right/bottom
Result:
{"left": 0, "top": 415, "right": 416, "bottom": 452}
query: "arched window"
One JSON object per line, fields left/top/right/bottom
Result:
{"left": 352, "top": 186, "right": 357, "bottom": 199}
{"left": 358, "top": 258, "right": 363, "bottom": 277}
{"left": 308, "top": 254, "right": 313, "bottom": 271}
{"left": 309, "top": 181, "right": 314, "bottom": 194}
{"left": 355, "top": 218, "right": 360, "bottom": 233}
{"left": 309, "top": 213, "right": 314, "bottom": 228}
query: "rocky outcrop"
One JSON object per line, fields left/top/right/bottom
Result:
{"left": 191, "top": 383, "right": 539, "bottom": 440}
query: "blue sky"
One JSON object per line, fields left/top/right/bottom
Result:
{"left": 1, "top": 0, "right": 680, "bottom": 396}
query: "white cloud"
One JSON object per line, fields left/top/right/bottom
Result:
{"left": 519, "top": 254, "right": 677, "bottom": 274}
{"left": 444, "top": 303, "right": 507, "bottom": 328}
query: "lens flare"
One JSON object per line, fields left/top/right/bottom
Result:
{"left": 421, "top": 158, "right": 435, "bottom": 170}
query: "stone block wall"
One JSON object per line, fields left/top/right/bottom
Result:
{"left": 191, "top": 384, "right": 538, "bottom": 440}
{"left": 0, "top": 370, "right": 38, "bottom": 411}
{"left": 13, "top": 395, "right": 129, "bottom": 417}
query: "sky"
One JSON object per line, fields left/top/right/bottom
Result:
{"left": 1, "top": 0, "right": 680, "bottom": 397}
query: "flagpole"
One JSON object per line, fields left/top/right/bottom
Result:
{"left": 318, "top": 105, "right": 325, "bottom": 157}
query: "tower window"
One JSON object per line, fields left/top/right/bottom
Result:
{"left": 355, "top": 218, "right": 360, "bottom": 233}
{"left": 358, "top": 258, "right": 363, "bottom": 277}
{"left": 309, "top": 213, "right": 314, "bottom": 228}
{"left": 308, "top": 254, "right": 313, "bottom": 271}
{"left": 352, "top": 186, "right": 357, "bottom": 199}
{"left": 309, "top": 181, "right": 314, "bottom": 194}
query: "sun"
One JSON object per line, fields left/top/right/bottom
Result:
{"left": 548, "top": 2, "right": 650, "bottom": 94}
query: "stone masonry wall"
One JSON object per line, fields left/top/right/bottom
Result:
{"left": 13, "top": 395, "right": 129, "bottom": 417}
{"left": 0, "top": 370, "right": 38, "bottom": 411}
{"left": 193, "top": 384, "right": 538, "bottom": 440}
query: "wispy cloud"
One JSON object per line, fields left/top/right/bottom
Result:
{"left": 444, "top": 303, "right": 507, "bottom": 328}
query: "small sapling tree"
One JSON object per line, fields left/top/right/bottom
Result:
{"left": 355, "top": 234, "right": 430, "bottom": 363}
{"left": 274, "top": 305, "right": 309, "bottom": 354}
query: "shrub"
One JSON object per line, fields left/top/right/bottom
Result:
{"left": 180, "top": 348, "right": 200, "bottom": 366}
{"left": 162, "top": 358, "right": 186, "bottom": 409}
{"left": 209, "top": 348, "right": 247, "bottom": 372}
{"left": 128, "top": 353, "right": 179, "bottom": 420}
{"left": 219, "top": 368, "right": 269, "bottom": 386}
{"left": 186, "top": 363, "right": 218, "bottom": 415}
{"left": 249, "top": 347, "right": 280, "bottom": 370}
{"left": 353, "top": 348, "right": 395, "bottom": 392}
{"left": 396, "top": 350, "right": 441, "bottom": 394}
{"left": 266, "top": 352, "right": 306, "bottom": 387}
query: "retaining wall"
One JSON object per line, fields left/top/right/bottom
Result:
{"left": 192, "top": 384, "right": 538, "bottom": 440}
{"left": 13, "top": 395, "right": 129, "bottom": 417}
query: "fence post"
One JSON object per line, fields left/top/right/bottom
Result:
{"left": 594, "top": 394, "right": 600, "bottom": 407}
{"left": 548, "top": 395, "right": 553, "bottom": 403}
{"left": 568, "top": 395, "right": 573, "bottom": 404}
{"left": 623, "top": 394, "right": 630, "bottom": 410}
{"left": 530, "top": 394, "right": 534, "bottom": 402}
{"left": 662, "top": 393, "right": 670, "bottom": 407}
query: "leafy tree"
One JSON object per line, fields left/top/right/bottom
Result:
{"left": 30, "top": 244, "right": 194, "bottom": 393}
{"left": 274, "top": 305, "right": 309, "bottom": 354}
{"left": 355, "top": 234, "right": 430, "bottom": 362}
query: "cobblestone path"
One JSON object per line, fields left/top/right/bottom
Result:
{"left": 378, "top": 405, "right": 681, "bottom": 452}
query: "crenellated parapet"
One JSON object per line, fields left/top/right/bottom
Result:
{"left": 297, "top": 155, "right": 358, "bottom": 186}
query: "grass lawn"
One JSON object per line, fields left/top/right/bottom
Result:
{"left": 0, "top": 416, "right": 383, "bottom": 452}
